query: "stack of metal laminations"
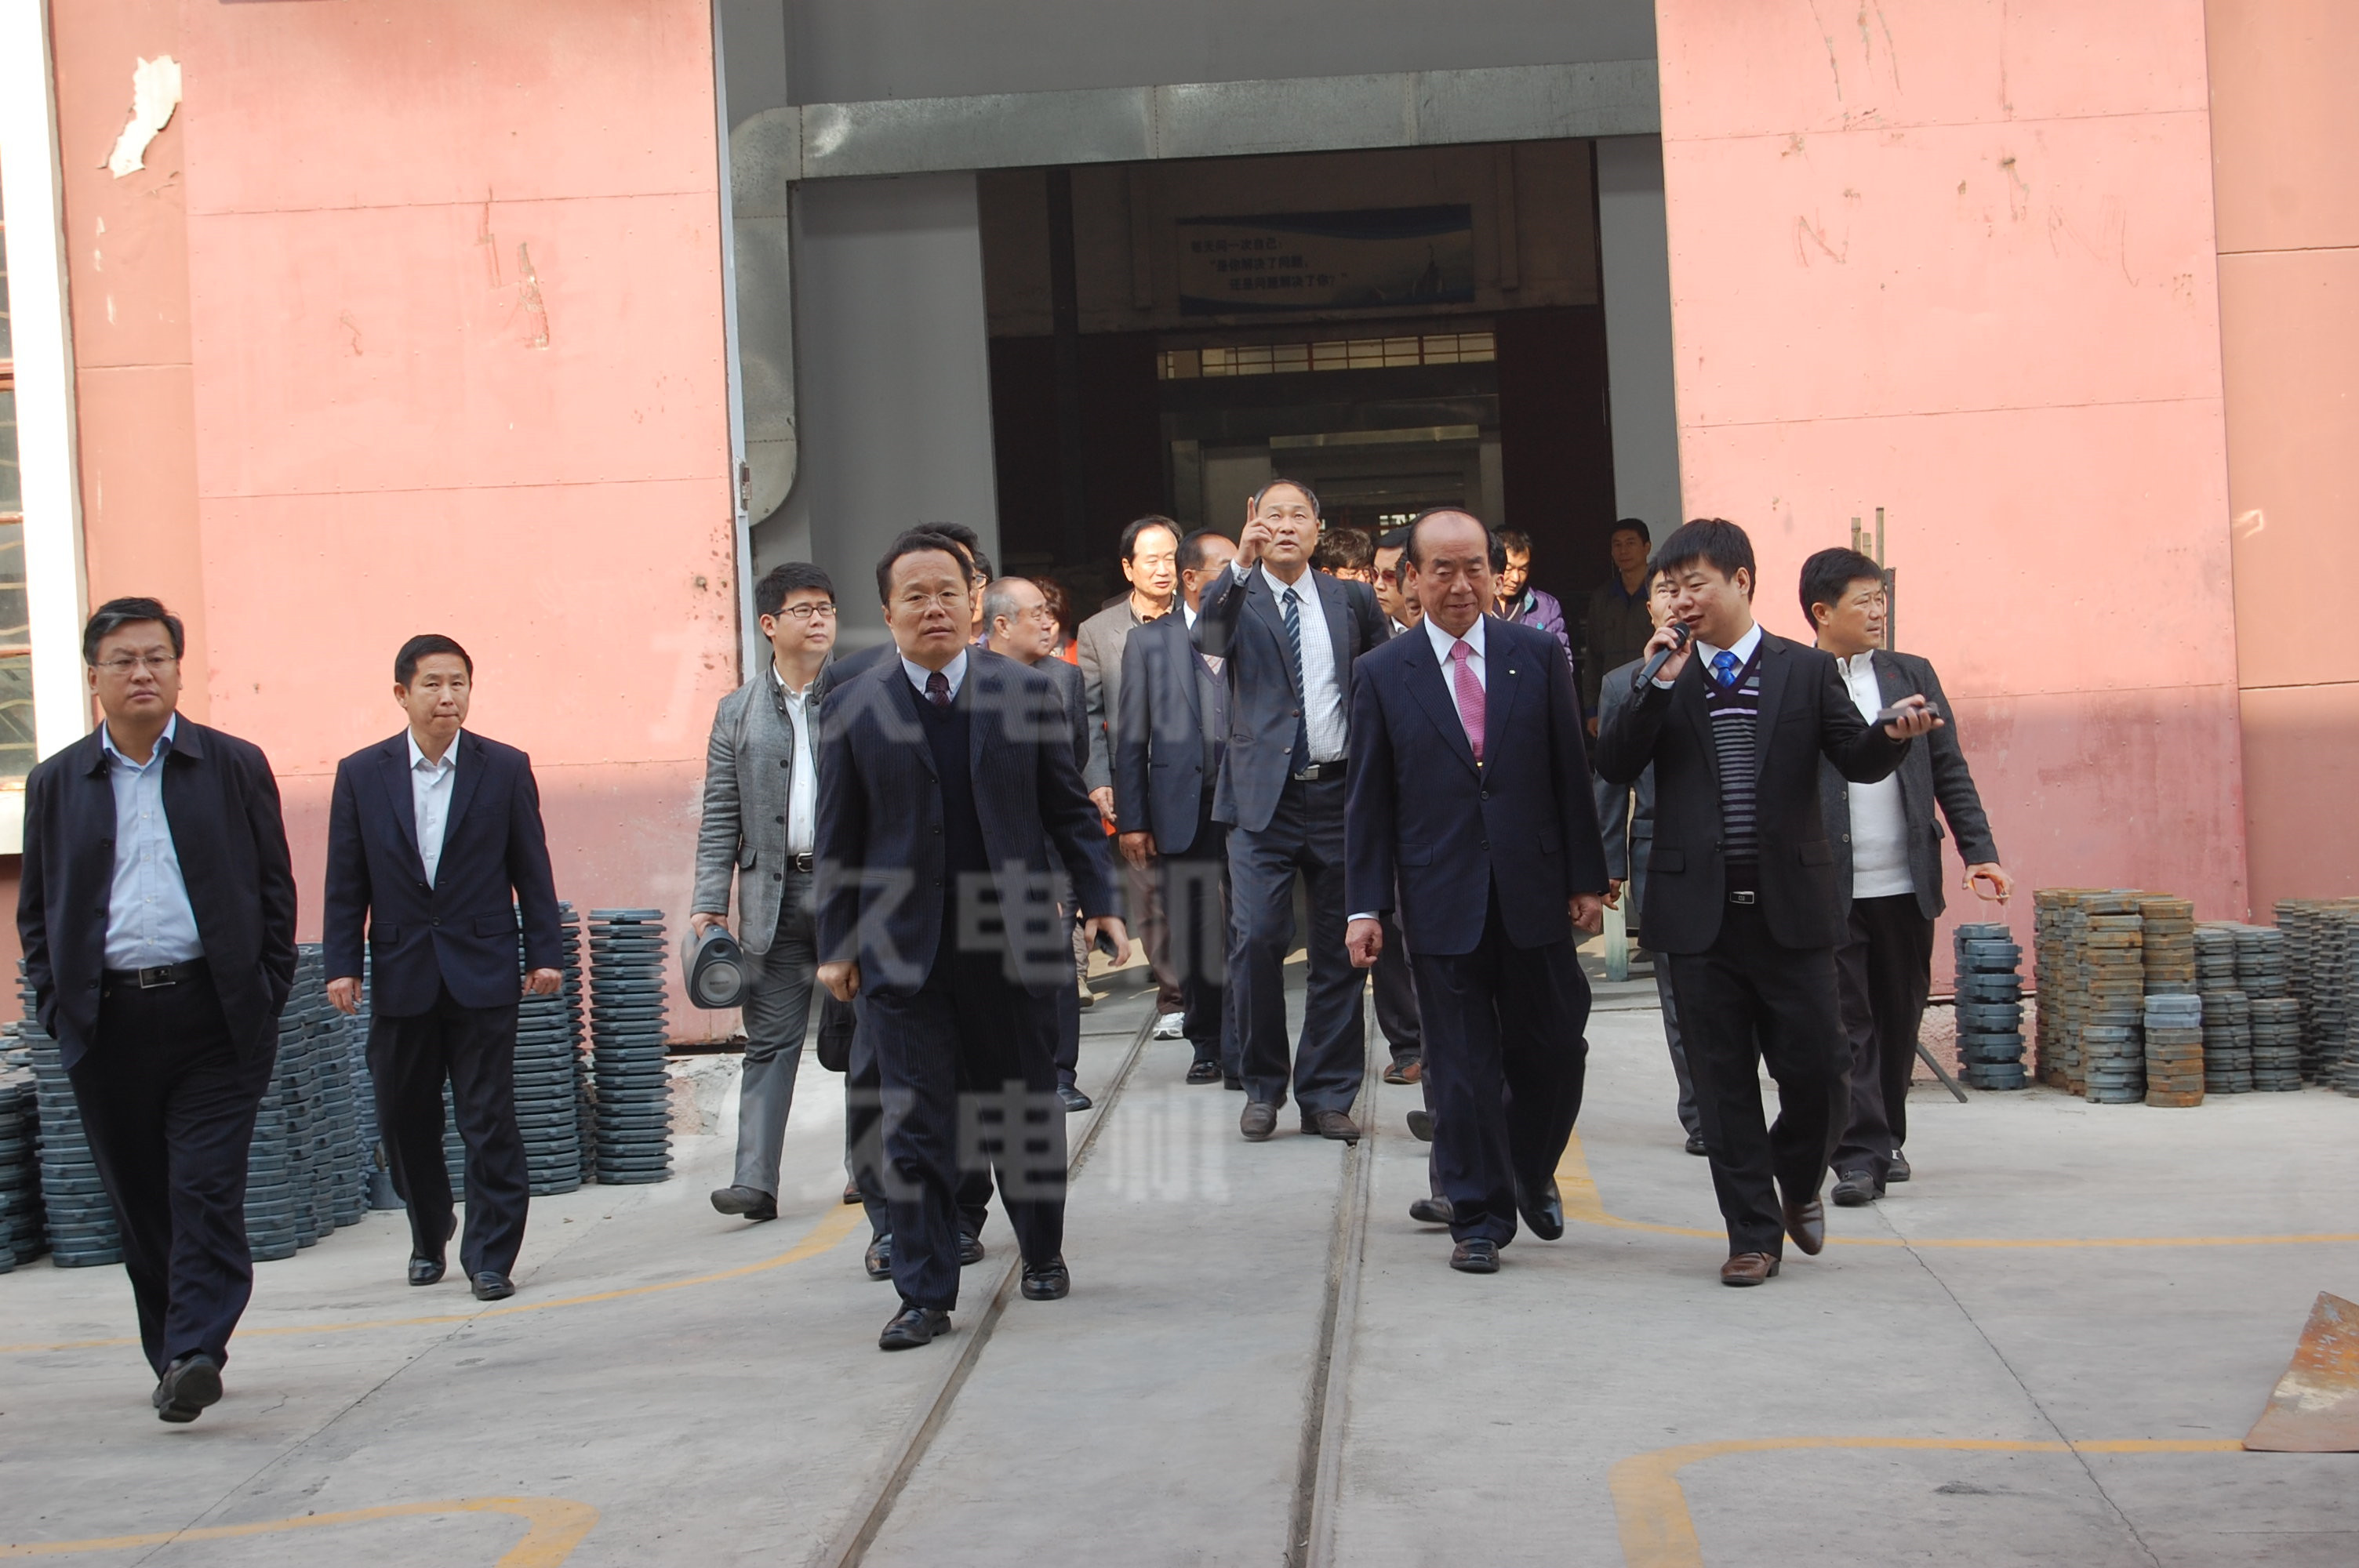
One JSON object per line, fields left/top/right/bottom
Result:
{"left": 2080, "top": 892, "right": 2147, "bottom": 1103}
{"left": 587, "top": 909, "right": 672, "bottom": 1184}
{"left": 2196, "top": 924, "right": 2252, "bottom": 1094}
{"left": 20, "top": 964, "right": 122, "bottom": 1267}
{"left": 1951, "top": 922, "right": 2027, "bottom": 1088}
{"left": 2033, "top": 888, "right": 2101, "bottom": 1091}
{"left": 515, "top": 908, "right": 582, "bottom": 1196}
{"left": 2143, "top": 993, "right": 2205, "bottom": 1106}
{"left": 2139, "top": 897, "right": 2197, "bottom": 996}
{"left": 2306, "top": 904, "right": 2359, "bottom": 1091}
{"left": 0, "top": 1043, "right": 43, "bottom": 1270}
{"left": 2238, "top": 926, "right": 2303, "bottom": 1091}
{"left": 558, "top": 905, "right": 594, "bottom": 1182}
{"left": 246, "top": 948, "right": 369, "bottom": 1259}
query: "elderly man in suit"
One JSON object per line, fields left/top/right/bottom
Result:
{"left": 1345, "top": 511, "right": 1609, "bottom": 1272}
{"left": 1198, "top": 478, "right": 1390, "bottom": 1144}
{"left": 1114, "top": 528, "right": 1238, "bottom": 1085}
{"left": 816, "top": 529, "right": 1127, "bottom": 1351}
{"left": 1595, "top": 519, "right": 1939, "bottom": 1286}
{"left": 986, "top": 574, "right": 1096, "bottom": 1112}
{"left": 1801, "top": 548, "right": 2011, "bottom": 1206}
{"left": 692, "top": 562, "right": 838, "bottom": 1225}
{"left": 17, "top": 597, "right": 296, "bottom": 1422}
{"left": 1078, "top": 515, "right": 1188, "bottom": 1039}
{"left": 325, "top": 635, "right": 563, "bottom": 1304}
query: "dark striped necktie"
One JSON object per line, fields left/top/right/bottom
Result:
{"left": 1281, "top": 586, "right": 1310, "bottom": 771}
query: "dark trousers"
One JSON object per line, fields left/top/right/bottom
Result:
{"left": 1412, "top": 887, "right": 1590, "bottom": 1245}
{"left": 1667, "top": 902, "right": 1848, "bottom": 1257}
{"left": 1373, "top": 911, "right": 1421, "bottom": 1065}
{"left": 1227, "top": 774, "right": 1366, "bottom": 1113}
{"left": 70, "top": 971, "right": 271, "bottom": 1377}
{"left": 1056, "top": 916, "right": 1083, "bottom": 1090}
{"left": 867, "top": 949, "right": 1065, "bottom": 1311}
{"left": 846, "top": 1001, "right": 992, "bottom": 1243}
{"left": 1162, "top": 808, "right": 1230, "bottom": 1065}
{"left": 369, "top": 983, "right": 528, "bottom": 1279}
{"left": 1653, "top": 962, "right": 1703, "bottom": 1140}
{"left": 1832, "top": 894, "right": 1936, "bottom": 1181}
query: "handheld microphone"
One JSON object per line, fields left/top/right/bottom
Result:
{"left": 1634, "top": 623, "right": 1692, "bottom": 688}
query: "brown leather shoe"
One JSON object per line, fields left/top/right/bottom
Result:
{"left": 1720, "top": 1251, "right": 1780, "bottom": 1286}
{"left": 1240, "top": 1102, "right": 1279, "bottom": 1141}
{"left": 1783, "top": 1196, "right": 1826, "bottom": 1256}
{"left": 1382, "top": 1058, "right": 1422, "bottom": 1085}
{"left": 1302, "top": 1109, "right": 1361, "bottom": 1144}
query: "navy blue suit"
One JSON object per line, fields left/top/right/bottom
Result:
{"left": 323, "top": 729, "right": 560, "bottom": 1279}
{"left": 1346, "top": 616, "right": 1609, "bottom": 1244}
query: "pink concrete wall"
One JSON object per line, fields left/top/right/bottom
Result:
{"left": 168, "top": 2, "right": 741, "bottom": 1034}
{"left": 1652, "top": 0, "right": 2248, "bottom": 965}
{"left": 2205, "top": 2, "right": 2359, "bottom": 916}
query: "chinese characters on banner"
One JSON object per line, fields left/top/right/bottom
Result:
{"left": 1175, "top": 205, "right": 1476, "bottom": 316}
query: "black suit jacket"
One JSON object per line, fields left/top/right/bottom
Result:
{"left": 1346, "top": 617, "right": 1609, "bottom": 956}
{"left": 322, "top": 730, "right": 563, "bottom": 1018}
{"left": 1194, "top": 563, "right": 1387, "bottom": 833}
{"left": 1817, "top": 648, "right": 1999, "bottom": 920}
{"left": 17, "top": 720, "right": 297, "bottom": 1069}
{"left": 1592, "top": 630, "right": 1909, "bottom": 953}
{"left": 814, "top": 651, "right": 1117, "bottom": 996}
{"left": 1113, "top": 610, "right": 1225, "bottom": 854}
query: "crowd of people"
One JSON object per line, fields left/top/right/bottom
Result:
{"left": 16, "top": 491, "right": 2012, "bottom": 1414}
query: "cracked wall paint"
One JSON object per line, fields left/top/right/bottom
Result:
{"left": 104, "top": 54, "right": 180, "bottom": 178}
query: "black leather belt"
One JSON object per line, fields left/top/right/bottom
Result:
{"left": 1290, "top": 760, "right": 1347, "bottom": 782}
{"left": 788, "top": 851, "right": 813, "bottom": 873}
{"left": 104, "top": 958, "right": 209, "bottom": 989}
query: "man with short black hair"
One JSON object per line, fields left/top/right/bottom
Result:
{"left": 325, "top": 635, "right": 563, "bottom": 1304}
{"left": 1582, "top": 519, "right": 1656, "bottom": 735}
{"left": 19, "top": 597, "right": 296, "bottom": 1422}
{"left": 1800, "top": 548, "right": 2010, "bottom": 1206}
{"left": 1313, "top": 525, "right": 1376, "bottom": 584}
{"left": 1373, "top": 528, "right": 1420, "bottom": 637}
{"left": 1595, "top": 519, "right": 1938, "bottom": 1286}
{"left": 692, "top": 562, "right": 838, "bottom": 1225}
{"left": 1365, "top": 529, "right": 1429, "bottom": 1087}
{"left": 1494, "top": 528, "right": 1572, "bottom": 670}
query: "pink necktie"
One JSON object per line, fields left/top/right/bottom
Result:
{"left": 1450, "top": 640, "right": 1485, "bottom": 763}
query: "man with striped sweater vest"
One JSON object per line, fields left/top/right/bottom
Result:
{"left": 1592, "top": 520, "right": 1941, "bottom": 1286}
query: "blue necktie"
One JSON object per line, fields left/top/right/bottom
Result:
{"left": 1281, "top": 586, "right": 1310, "bottom": 771}
{"left": 1711, "top": 650, "right": 1739, "bottom": 689}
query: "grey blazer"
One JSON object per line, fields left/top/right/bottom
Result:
{"left": 1817, "top": 648, "right": 2000, "bottom": 921}
{"left": 1075, "top": 601, "right": 1147, "bottom": 792}
{"left": 692, "top": 668, "right": 809, "bottom": 954}
{"left": 1595, "top": 655, "right": 1656, "bottom": 882}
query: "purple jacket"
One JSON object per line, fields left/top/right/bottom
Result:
{"left": 1504, "top": 587, "right": 1575, "bottom": 672}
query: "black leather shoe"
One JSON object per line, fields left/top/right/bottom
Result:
{"left": 711, "top": 1185, "right": 778, "bottom": 1221}
{"left": 958, "top": 1232, "right": 985, "bottom": 1266}
{"left": 1241, "top": 1102, "right": 1279, "bottom": 1141}
{"left": 471, "top": 1272, "right": 516, "bottom": 1301}
{"left": 1514, "top": 1177, "right": 1565, "bottom": 1240}
{"left": 1405, "top": 1109, "right": 1434, "bottom": 1142}
{"left": 1302, "top": 1109, "right": 1361, "bottom": 1144}
{"left": 408, "top": 1255, "right": 445, "bottom": 1287}
{"left": 1020, "top": 1255, "right": 1070, "bottom": 1300}
{"left": 1449, "top": 1239, "right": 1499, "bottom": 1274}
{"left": 1058, "top": 1083, "right": 1092, "bottom": 1112}
{"left": 1830, "top": 1168, "right": 1884, "bottom": 1207}
{"left": 1685, "top": 1134, "right": 1709, "bottom": 1156}
{"left": 1223, "top": 1073, "right": 1244, "bottom": 1091}
{"left": 1185, "top": 1058, "right": 1223, "bottom": 1085}
{"left": 864, "top": 1236, "right": 893, "bottom": 1281}
{"left": 1887, "top": 1149, "right": 1913, "bottom": 1183}
{"left": 842, "top": 1180, "right": 863, "bottom": 1206}
{"left": 1408, "top": 1196, "right": 1454, "bottom": 1225}
{"left": 153, "top": 1352, "right": 223, "bottom": 1424}
{"left": 879, "top": 1305, "right": 952, "bottom": 1351}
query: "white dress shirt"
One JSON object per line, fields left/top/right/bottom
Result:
{"left": 1240, "top": 560, "right": 1347, "bottom": 762}
{"left": 1654, "top": 621, "right": 1762, "bottom": 688}
{"left": 1837, "top": 652, "right": 1914, "bottom": 898}
{"left": 102, "top": 716, "right": 205, "bottom": 969}
{"left": 1347, "top": 618, "right": 1490, "bottom": 925}
{"left": 775, "top": 664, "right": 819, "bottom": 854}
{"left": 902, "top": 648, "right": 969, "bottom": 703}
{"left": 409, "top": 729, "right": 460, "bottom": 887}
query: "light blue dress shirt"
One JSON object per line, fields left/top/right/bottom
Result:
{"left": 102, "top": 715, "right": 205, "bottom": 969}
{"left": 900, "top": 648, "right": 969, "bottom": 702}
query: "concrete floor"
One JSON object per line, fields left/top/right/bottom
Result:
{"left": 2, "top": 967, "right": 2354, "bottom": 1566}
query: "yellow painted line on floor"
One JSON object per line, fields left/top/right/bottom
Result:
{"left": 1611, "top": 1436, "right": 2243, "bottom": 1568}
{"left": 0, "top": 1495, "right": 597, "bottom": 1563}
{"left": 1, "top": 1203, "right": 864, "bottom": 1356}
{"left": 1556, "top": 1133, "right": 2359, "bottom": 1251}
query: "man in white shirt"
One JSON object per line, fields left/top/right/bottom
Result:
{"left": 1802, "top": 550, "right": 2012, "bottom": 1206}
{"left": 693, "top": 563, "right": 838, "bottom": 1221}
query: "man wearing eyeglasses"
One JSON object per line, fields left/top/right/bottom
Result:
{"left": 692, "top": 562, "right": 839, "bottom": 1222}
{"left": 17, "top": 597, "right": 296, "bottom": 1422}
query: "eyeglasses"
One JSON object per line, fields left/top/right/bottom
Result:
{"left": 776, "top": 603, "right": 838, "bottom": 622}
{"left": 93, "top": 653, "right": 180, "bottom": 675}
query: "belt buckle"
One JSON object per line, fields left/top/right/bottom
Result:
{"left": 1729, "top": 891, "right": 1758, "bottom": 906}
{"left": 136, "top": 964, "right": 178, "bottom": 988}
{"left": 791, "top": 852, "right": 814, "bottom": 873}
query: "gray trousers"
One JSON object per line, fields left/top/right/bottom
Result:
{"left": 1654, "top": 961, "right": 1702, "bottom": 1140}
{"left": 733, "top": 871, "right": 818, "bottom": 1196}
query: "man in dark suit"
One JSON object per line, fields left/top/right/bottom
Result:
{"left": 1594, "top": 519, "right": 1939, "bottom": 1287}
{"left": 17, "top": 598, "right": 296, "bottom": 1422}
{"left": 1345, "top": 512, "right": 1609, "bottom": 1273}
{"left": 1801, "top": 549, "right": 2011, "bottom": 1205}
{"left": 816, "top": 530, "right": 1127, "bottom": 1352}
{"left": 324, "top": 635, "right": 562, "bottom": 1303}
{"left": 985, "top": 575, "right": 1096, "bottom": 1112}
{"left": 1368, "top": 527, "right": 1426, "bottom": 1091}
{"left": 1197, "top": 478, "right": 1390, "bottom": 1145}
{"left": 1115, "top": 528, "right": 1237, "bottom": 1085}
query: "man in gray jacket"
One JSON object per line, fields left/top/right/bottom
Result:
{"left": 694, "top": 562, "right": 838, "bottom": 1221}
